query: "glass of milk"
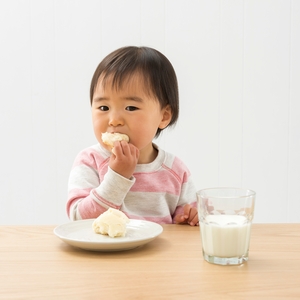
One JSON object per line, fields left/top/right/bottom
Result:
{"left": 197, "top": 188, "right": 256, "bottom": 265}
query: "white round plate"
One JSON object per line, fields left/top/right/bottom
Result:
{"left": 54, "top": 219, "right": 163, "bottom": 251}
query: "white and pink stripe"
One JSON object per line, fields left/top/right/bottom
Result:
{"left": 67, "top": 143, "right": 197, "bottom": 223}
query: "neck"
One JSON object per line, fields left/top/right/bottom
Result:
{"left": 138, "top": 143, "right": 158, "bottom": 164}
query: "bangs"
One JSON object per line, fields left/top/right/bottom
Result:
{"left": 99, "top": 68, "right": 153, "bottom": 97}
{"left": 90, "top": 47, "right": 167, "bottom": 104}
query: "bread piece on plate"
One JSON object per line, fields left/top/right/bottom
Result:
{"left": 92, "top": 208, "right": 129, "bottom": 238}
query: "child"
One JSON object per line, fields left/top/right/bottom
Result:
{"left": 67, "top": 46, "right": 198, "bottom": 226}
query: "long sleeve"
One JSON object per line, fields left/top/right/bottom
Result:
{"left": 66, "top": 145, "right": 135, "bottom": 220}
{"left": 164, "top": 155, "right": 197, "bottom": 223}
{"left": 66, "top": 143, "right": 197, "bottom": 224}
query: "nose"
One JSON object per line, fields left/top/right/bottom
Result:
{"left": 108, "top": 111, "right": 124, "bottom": 127}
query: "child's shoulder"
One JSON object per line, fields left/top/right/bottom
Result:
{"left": 158, "top": 146, "right": 190, "bottom": 174}
{"left": 76, "top": 143, "right": 102, "bottom": 156}
{"left": 74, "top": 143, "right": 109, "bottom": 166}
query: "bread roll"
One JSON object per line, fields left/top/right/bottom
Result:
{"left": 101, "top": 132, "right": 129, "bottom": 148}
{"left": 92, "top": 208, "right": 129, "bottom": 238}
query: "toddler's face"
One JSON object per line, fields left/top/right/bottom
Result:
{"left": 91, "top": 73, "right": 171, "bottom": 154}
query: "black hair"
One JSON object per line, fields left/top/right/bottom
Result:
{"left": 90, "top": 46, "right": 179, "bottom": 137}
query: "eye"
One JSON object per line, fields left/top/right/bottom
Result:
{"left": 99, "top": 106, "right": 109, "bottom": 111}
{"left": 125, "top": 106, "right": 138, "bottom": 111}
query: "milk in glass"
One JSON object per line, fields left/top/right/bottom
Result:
{"left": 200, "top": 215, "right": 251, "bottom": 257}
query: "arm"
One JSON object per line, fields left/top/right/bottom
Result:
{"left": 170, "top": 159, "right": 199, "bottom": 226}
{"left": 67, "top": 142, "right": 138, "bottom": 220}
{"left": 67, "top": 167, "right": 135, "bottom": 220}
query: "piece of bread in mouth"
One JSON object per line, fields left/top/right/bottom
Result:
{"left": 101, "top": 132, "right": 130, "bottom": 148}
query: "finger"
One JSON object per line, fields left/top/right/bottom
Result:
{"left": 173, "top": 214, "right": 186, "bottom": 224}
{"left": 128, "top": 143, "right": 138, "bottom": 156}
{"left": 204, "top": 199, "right": 214, "bottom": 213}
{"left": 187, "top": 208, "right": 199, "bottom": 225}
{"left": 132, "top": 146, "right": 139, "bottom": 161}
{"left": 188, "top": 207, "right": 197, "bottom": 220}
{"left": 134, "top": 147, "right": 139, "bottom": 160}
{"left": 183, "top": 204, "right": 191, "bottom": 219}
{"left": 119, "top": 140, "right": 130, "bottom": 155}
{"left": 111, "top": 141, "right": 122, "bottom": 156}
{"left": 124, "top": 143, "right": 139, "bottom": 161}
{"left": 113, "top": 140, "right": 130, "bottom": 156}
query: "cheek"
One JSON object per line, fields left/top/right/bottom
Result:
{"left": 92, "top": 112, "right": 105, "bottom": 128}
{"left": 92, "top": 118, "right": 105, "bottom": 141}
{"left": 129, "top": 119, "right": 159, "bottom": 149}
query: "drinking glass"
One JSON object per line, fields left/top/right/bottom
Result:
{"left": 197, "top": 188, "right": 256, "bottom": 265}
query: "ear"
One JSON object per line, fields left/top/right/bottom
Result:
{"left": 158, "top": 105, "right": 172, "bottom": 129}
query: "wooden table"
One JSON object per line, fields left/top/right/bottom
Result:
{"left": 1, "top": 224, "right": 300, "bottom": 299}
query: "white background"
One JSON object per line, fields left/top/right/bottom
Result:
{"left": 0, "top": 0, "right": 299, "bottom": 225}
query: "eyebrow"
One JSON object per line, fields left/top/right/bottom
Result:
{"left": 92, "top": 97, "right": 108, "bottom": 102}
{"left": 123, "top": 96, "right": 144, "bottom": 102}
{"left": 92, "top": 96, "right": 144, "bottom": 103}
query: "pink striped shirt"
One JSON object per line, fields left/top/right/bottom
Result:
{"left": 67, "top": 143, "right": 197, "bottom": 224}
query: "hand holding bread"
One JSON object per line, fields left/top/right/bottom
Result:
{"left": 102, "top": 132, "right": 139, "bottom": 179}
